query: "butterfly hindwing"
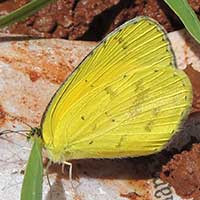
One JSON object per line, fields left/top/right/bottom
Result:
{"left": 41, "top": 17, "right": 192, "bottom": 161}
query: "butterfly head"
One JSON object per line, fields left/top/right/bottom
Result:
{"left": 27, "top": 127, "right": 42, "bottom": 140}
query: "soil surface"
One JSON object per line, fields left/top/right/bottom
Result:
{"left": 161, "top": 143, "right": 200, "bottom": 200}
{"left": 0, "top": 0, "right": 200, "bottom": 40}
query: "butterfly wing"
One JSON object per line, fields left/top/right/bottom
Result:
{"left": 41, "top": 17, "right": 192, "bottom": 162}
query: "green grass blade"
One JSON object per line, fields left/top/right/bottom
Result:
{"left": 0, "top": 0, "right": 55, "bottom": 28}
{"left": 21, "top": 137, "right": 43, "bottom": 200}
{"left": 164, "top": 0, "right": 200, "bottom": 43}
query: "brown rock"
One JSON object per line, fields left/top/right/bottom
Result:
{"left": 1, "top": 0, "right": 200, "bottom": 40}
{"left": 189, "top": 0, "right": 200, "bottom": 12}
{"left": 161, "top": 144, "right": 200, "bottom": 200}
{"left": 184, "top": 64, "right": 200, "bottom": 113}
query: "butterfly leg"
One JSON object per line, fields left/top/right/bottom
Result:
{"left": 45, "top": 160, "right": 52, "bottom": 188}
{"left": 63, "top": 161, "right": 73, "bottom": 181}
{"left": 62, "top": 161, "right": 76, "bottom": 195}
{"left": 61, "top": 163, "right": 65, "bottom": 174}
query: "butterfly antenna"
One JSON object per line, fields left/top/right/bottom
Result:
{"left": 0, "top": 129, "right": 29, "bottom": 137}
{"left": 0, "top": 111, "right": 33, "bottom": 129}
{"left": 0, "top": 111, "right": 33, "bottom": 137}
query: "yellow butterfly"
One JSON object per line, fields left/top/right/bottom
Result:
{"left": 21, "top": 16, "right": 192, "bottom": 199}
{"left": 41, "top": 16, "right": 192, "bottom": 162}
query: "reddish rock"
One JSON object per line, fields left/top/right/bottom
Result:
{"left": 161, "top": 144, "right": 200, "bottom": 200}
